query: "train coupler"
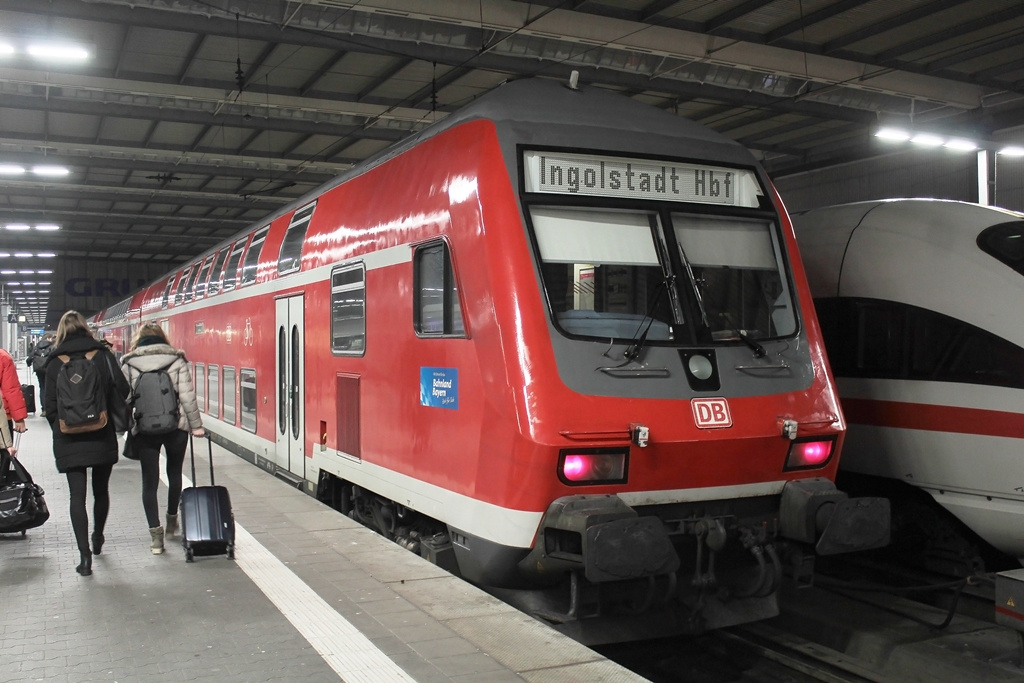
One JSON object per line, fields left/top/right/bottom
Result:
{"left": 779, "top": 478, "right": 890, "bottom": 555}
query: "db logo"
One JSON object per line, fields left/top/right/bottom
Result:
{"left": 691, "top": 398, "right": 732, "bottom": 429}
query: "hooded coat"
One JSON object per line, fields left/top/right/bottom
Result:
{"left": 43, "top": 332, "right": 131, "bottom": 473}
{"left": 120, "top": 341, "right": 203, "bottom": 436}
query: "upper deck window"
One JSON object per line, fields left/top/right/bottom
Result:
{"left": 207, "top": 249, "right": 229, "bottom": 296}
{"left": 414, "top": 241, "right": 465, "bottom": 337}
{"left": 240, "top": 225, "right": 270, "bottom": 287}
{"left": 978, "top": 219, "right": 1024, "bottom": 276}
{"left": 278, "top": 202, "right": 316, "bottom": 275}
{"left": 223, "top": 238, "right": 247, "bottom": 293}
{"left": 194, "top": 255, "right": 215, "bottom": 300}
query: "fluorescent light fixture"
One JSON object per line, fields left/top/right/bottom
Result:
{"left": 38, "top": 269, "right": 53, "bottom": 274}
{"left": 944, "top": 139, "right": 977, "bottom": 151}
{"left": 911, "top": 133, "right": 944, "bottom": 147}
{"left": 32, "top": 165, "right": 70, "bottom": 177}
{"left": 13, "top": 253, "right": 32, "bottom": 259}
{"left": 35, "top": 223, "right": 60, "bottom": 231}
{"left": 0, "top": 43, "right": 15, "bottom": 56}
{"left": 5, "top": 223, "right": 31, "bottom": 231}
{"left": 0, "top": 270, "right": 15, "bottom": 275}
{"left": 37, "top": 252, "right": 56, "bottom": 258}
{"left": 27, "top": 43, "right": 89, "bottom": 62}
{"left": 999, "top": 146, "right": 1024, "bottom": 157}
{"left": 0, "top": 163, "right": 25, "bottom": 175}
{"left": 876, "top": 128, "right": 911, "bottom": 142}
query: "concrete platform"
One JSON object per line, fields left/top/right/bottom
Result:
{"left": 1, "top": 367, "right": 646, "bottom": 683}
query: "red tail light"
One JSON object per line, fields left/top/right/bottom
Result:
{"left": 784, "top": 437, "right": 836, "bottom": 470}
{"left": 558, "top": 448, "right": 628, "bottom": 485}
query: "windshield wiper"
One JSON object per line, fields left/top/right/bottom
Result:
{"left": 623, "top": 275, "right": 674, "bottom": 362}
{"left": 720, "top": 312, "right": 766, "bottom": 358}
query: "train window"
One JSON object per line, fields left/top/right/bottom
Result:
{"left": 173, "top": 265, "right": 193, "bottom": 306}
{"left": 278, "top": 202, "right": 316, "bottom": 275}
{"left": 240, "top": 225, "right": 270, "bottom": 287}
{"left": 672, "top": 213, "right": 795, "bottom": 340}
{"left": 194, "top": 255, "right": 215, "bottom": 300}
{"left": 818, "top": 297, "right": 1024, "bottom": 391}
{"left": 182, "top": 261, "right": 203, "bottom": 303}
{"left": 414, "top": 241, "right": 465, "bottom": 337}
{"left": 331, "top": 264, "right": 365, "bottom": 354}
{"left": 209, "top": 364, "right": 220, "bottom": 418}
{"left": 240, "top": 368, "right": 257, "bottom": 433}
{"left": 223, "top": 366, "right": 236, "bottom": 425}
{"left": 977, "top": 220, "right": 1024, "bottom": 276}
{"left": 207, "top": 249, "right": 229, "bottom": 297}
{"left": 195, "top": 363, "right": 206, "bottom": 412}
{"left": 532, "top": 207, "right": 674, "bottom": 340}
{"left": 222, "top": 238, "right": 248, "bottom": 292}
{"left": 161, "top": 276, "right": 175, "bottom": 310}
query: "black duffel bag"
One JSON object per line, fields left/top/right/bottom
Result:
{"left": 0, "top": 451, "right": 50, "bottom": 533}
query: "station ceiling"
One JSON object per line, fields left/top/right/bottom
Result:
{"left": 2, "top": 0, "right": 1023, "bottom": 324}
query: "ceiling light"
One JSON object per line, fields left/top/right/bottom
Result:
{"left": 5, "top": 223, "right": 31, "bottom": 231}
{"left": 999, "top": 146, "right": 1024, "bottom": 157}
{"left": 911, "top": 133, "right": 944, "bottom": 147}
{"left": 13, "top": 253, "right": 32, "bottom": 259}
{"left": 944, "top": 139, "right": 977, "bottom": 151}
{"left": 27, "top": 43, "right": 89, "bottom": 62}
{"left": 38, "top": 252, "right": 56, "bottom": 258}
{"left": 32, "top": 165, "right": 70, "bottom": 177}
{"left": 0, "top": 163, "right": 26, "bottom": 175}
{"left": 35, "top": 223, "right": 60, "bottom": 231}
{"left": 0, "top": 43, "right": 15, "bottom": 56}
{"left": 876, "top": 128, "right": 911, "bottom": 142}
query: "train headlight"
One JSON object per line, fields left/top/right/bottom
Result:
{"left": 784, "top": 437, "right": 836, "bottom": 471}
{"left": 558, "top": 448, "right": 628, "bottom": 485}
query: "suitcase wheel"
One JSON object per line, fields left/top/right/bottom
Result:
{"left": 185, "top": 547, "right": 194, "bottom": 563}
{"left": 227, "top": 545, "right": 235, "bottom": 560}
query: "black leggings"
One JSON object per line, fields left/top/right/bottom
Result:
{"left": 65, "top": 465, "right": 114, "bottom": 554}
{"left": 137, "top": 430, "right": 188, "bottom": 529}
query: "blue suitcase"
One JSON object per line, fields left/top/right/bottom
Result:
{"left": 180, "top": 435, "right": 234, "bottom": 562}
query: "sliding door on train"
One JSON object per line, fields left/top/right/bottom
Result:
{"left": 275, "top": 295, "right": 305, "bottom": 481}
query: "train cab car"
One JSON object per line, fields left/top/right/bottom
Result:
{"left": 793, "top": 198, "right": 1024, "bottom": 571}
{"left": 95, "top": 78, "right": 888, "bottom": 643}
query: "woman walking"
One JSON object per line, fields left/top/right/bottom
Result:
{"left": 44, "top": 311, "right": 130, "bottom": 576}
{"left": 121, "top": 323, "right": 204, "bottom": 554}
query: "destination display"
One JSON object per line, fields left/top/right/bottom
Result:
{"left": 523, "top": 151, "right": 762, "bottom": 207}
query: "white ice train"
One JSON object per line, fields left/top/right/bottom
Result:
{"left": 792, "top": 199, "right": 1024, "bottom": 569}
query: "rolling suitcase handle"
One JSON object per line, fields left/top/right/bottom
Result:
{"left": 188, "top": 433, "right": 215, "bottom": 487}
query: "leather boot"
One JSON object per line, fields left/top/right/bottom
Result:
{"left": 165, "top": 514, "right": 179, "bottom": 539}
{"left": 149, "top": 526, "right": 165, "bottom": 555}
{"left": 76, "top": 550, "right": 92, "bottom": 576}
{"left": 91, "top": 531, "right": 105, "bottom": 555}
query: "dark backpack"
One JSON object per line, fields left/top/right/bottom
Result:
{"left": 131, "top": 361, "right": 180, "bottom": 435}
{"left": 32, "top": 345, "right": 51, "bottom": 373}
{"left": 55, "top": 350, "right": 109, "bottom": 434}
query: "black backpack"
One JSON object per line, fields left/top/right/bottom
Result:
{"left": 31, "top": 345, "right": 51, "bottom": 373}
{"left": 55, "top": 350, "right": 109, "bottom": 434}
{"left": 131, "top": 361, "right": 180, "bottom": 435}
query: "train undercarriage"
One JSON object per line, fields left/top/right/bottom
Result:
{"left": 316, "top": 471, "right": 889, "bottom": 644}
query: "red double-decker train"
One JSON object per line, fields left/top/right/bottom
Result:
{"left": 94, "top": 78, "right": 887, "bottom": 643}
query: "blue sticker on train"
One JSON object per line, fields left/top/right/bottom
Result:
{"left": 420, "top": 367, "right": 458, "bottom": 410}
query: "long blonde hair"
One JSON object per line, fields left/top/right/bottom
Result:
{"left": 55, "top": 310, "right": 92, "bottom": 345}
{"left": 131, "top": 322, "right": 170, "bottom": 350}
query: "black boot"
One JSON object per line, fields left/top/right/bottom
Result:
{"left": 76, "top": 550, "right": 92, "bottom": 576}
{"left": 91, "top": 532, "right": 105, "bottom": 555}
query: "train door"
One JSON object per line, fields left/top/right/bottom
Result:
{"left": 275, "top": 295, "right": 305, "bottom": 480}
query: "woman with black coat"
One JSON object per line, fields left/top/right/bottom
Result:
{"left": 43, "top": 311, "right": 131, "bottom": 576}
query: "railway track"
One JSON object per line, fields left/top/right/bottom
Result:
{"left": 595, "top": 570, "right": 1024, "bottom": 682}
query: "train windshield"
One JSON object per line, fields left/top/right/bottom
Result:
{"left": 532, "top": 205, "right": 795, "bottom": 344}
